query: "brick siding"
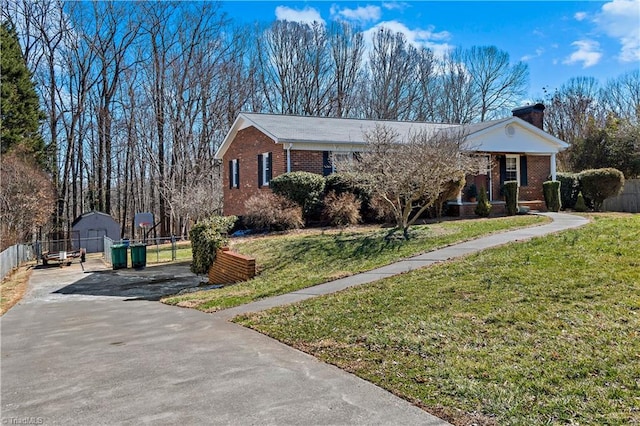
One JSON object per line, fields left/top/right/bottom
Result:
{"left": 208, "top": 247, "right": 256, "bottom": 284}
{"left": 290, "top": 150, "right": 325, "bottom": 175}
{"left": 490, "top": 154, "right": 549, "bottom": 204}
{"left": 222, "top": 126, "right": 285, "bottom": 216}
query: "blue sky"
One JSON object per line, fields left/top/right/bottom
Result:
{"left": 221, "top": 0, "right": 640, "bottom": 100}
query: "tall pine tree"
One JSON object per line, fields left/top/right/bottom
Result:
{"left": 0, "top": 20, "right": 45, "bottom": 166}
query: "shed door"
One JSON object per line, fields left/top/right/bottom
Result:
{"left": 87, "top": 229, "right": 107, "bottom": 253}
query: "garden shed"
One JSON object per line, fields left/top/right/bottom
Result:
{"left": 71, "top": 211, "right": 121, "bottom": 253}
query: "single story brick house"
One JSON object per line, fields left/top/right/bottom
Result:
{"left": 215, "top": 104, "right": 569, "bottom": 217}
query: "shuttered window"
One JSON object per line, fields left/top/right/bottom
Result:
{"left": 258, "top": 152, "right": 272, "bottom": 186}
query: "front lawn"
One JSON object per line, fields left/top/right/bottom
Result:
{"left": 161, "top": 215, "right": 546, "bottom": 312}
{"left": 237, "top": 214, "right": 640, "bottom": 425}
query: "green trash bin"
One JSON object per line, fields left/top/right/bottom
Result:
{"left": 111, "top": 244, "right": 128, "bottom": 270}
{"left": 130, "top": 243, "right": 147, "bottom": 269}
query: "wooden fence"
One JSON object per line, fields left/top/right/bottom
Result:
{"left": 603, "top": 179, "right": 640, "bottom": 213}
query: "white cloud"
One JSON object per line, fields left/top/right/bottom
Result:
{"left": 330, "top": 5, "right": 381, "bottom": 24}
{"left": 521, "top": 48, "right": 545, "bottom": 62}
{"left": 362, "top": 21, "right": 453, "bottom": 57}
{"left": 563, "top": 40, "right": 603, "bottom": 67}
{"left": 594, "top": 0, "right": 640, "bottom": 62}
{"left": 574, "top": 11, "right": 588, "bottom": 21}
{"left": 382, "top": 2, "right": 410, "bottom": 11}
{"left": 275, "top": 6, "right": 325, "bottom": 25}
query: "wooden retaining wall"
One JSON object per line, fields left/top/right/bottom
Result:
{"left": 208, "top": 247, "right": 256, "bottom": 285}
{"left": 603, "top": 179, "right": 639, "bottom": 213}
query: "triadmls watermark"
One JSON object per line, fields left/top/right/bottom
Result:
{"left": 2, "top": 418, "right": 45, "bottom": 425}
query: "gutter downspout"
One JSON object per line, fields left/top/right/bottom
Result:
{"left": 286, "top": 143, "right": 293, "bottom": 173}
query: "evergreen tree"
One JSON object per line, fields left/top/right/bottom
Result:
{"left": 0, "top": 20, "right": 45, "bottom": 166}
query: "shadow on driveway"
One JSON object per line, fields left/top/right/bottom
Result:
{"left": 51, "top": 260, "right": 203, "bottom": 301}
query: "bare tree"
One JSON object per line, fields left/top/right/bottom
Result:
{"left": 600, "top": 69, "right": 640, "bottom": 124}
{"left": 435, "top": 48, "right": 478, "bottom": 124}
{"left": 257, "top": 20, "right": 332, "bottom": 115}
{"left": 543, "top": 77, "right": 604, "bottom": 145}
{"left": 364, "top": 28, "right": 420, "bottom": 120}
{"left": 0, "top": 151, "right": 55, "bottom": 249}
{"left": 328, "top": 22, "right": 364, "bottom": 117}
{"left": 344, "top": 124, "right": 478, "bottom": 238}
{"left": 464, "top": 45, "right": 529, "bottom": 121}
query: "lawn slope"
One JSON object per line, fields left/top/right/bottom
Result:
{"left": 162, "top": 216, "right": 545, "bottom": 312}
{"left": 237, "top": 214, "right": 640, "bottom": 425}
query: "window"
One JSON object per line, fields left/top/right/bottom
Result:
{"left": 505, "top": 155, "right": 519, "bottom": 184}
{"left": 258, "top": 152, "right": 272, "bottom": 186}
{"left": 331, "top": 152, "right": 353, "bottom": 173}
{"left": 229, "top": 159, "right": 239, "bottom": 189}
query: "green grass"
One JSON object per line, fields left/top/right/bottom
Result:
{"left": 236, "top": 214, "right": 640, "bottom": 425}
{"left": 162, "top": 216, "right": 546, "bottom": 312}
{"left": 145, "top": 241, "right": 192, "bottom": 264}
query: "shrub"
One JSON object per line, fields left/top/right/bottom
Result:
{"left": 474, "top": 186, "right": 492, "bottom": 217}
{"left": 189, "top": 215, "right": 237, "bottom": 275}
{"left": 503, "top": 181, "right": 519, "bottom": 216}
{"left": 323, "top": 191, "right": 361, "bottom": 227}
{"left": 578, "top": 168, "right": 625, "bottom": 212}
{"left": 543, "top": 181, "right": 561, "bottom": 212}
{"left": 432, "top": 175, "right": 465, "bottom": 219}
{"left": 244, "top": 192, "right": 304, "bottom": 231}
{"left": 324, "top": 172, "right": 377, "bottom": 222}
{"left": 270, "top": 172, "right": 325, "bottom": 221}
{"left": 574, "top": 191, "right": 588, "bottom": 212}
{"left": 556, "top": 172, "right": 580, "bottom": 210}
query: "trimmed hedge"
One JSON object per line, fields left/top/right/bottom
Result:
{"left": 543, "top": 180, "right": 561, "bottom": 212}
{"left": 474, "top": 185, "right": 492, "bottom": 217}
{"left": 271, "top": 172, "right": 325, "bottom": 221}
{"left": 190, "top": 215, "right": 237, "bottom": 275}
{"left": 578, "top": 168, "right": 625, "bottom": 212}
{"left": 556, "top": 172, "right": 580, "bottom": 210}
{"left": 503, "top": 181, "right": 519, "bottom": 216}
{"left": 574, "top": 191, "right": 588, "bottom": 212}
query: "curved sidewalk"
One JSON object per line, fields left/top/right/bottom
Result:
{"left": 215, "top": 212, "right": 589, "bottom": 321}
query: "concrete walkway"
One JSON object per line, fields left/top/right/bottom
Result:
{"left": 215, "top": 212, "right": 588, "bottom": 320}
{"left": 1, "top": 213, "right": 588, "bottom": 425}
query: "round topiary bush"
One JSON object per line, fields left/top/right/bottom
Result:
{"left": 578, "top": 168, "right": 625, "bottom": 212}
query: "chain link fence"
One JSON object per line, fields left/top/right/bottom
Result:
{"left": 1, "top": 244, "right": 37, "bottom": 281}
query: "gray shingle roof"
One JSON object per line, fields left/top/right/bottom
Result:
{"left": 238, "top": 113, "right": 460, "bottom": 144}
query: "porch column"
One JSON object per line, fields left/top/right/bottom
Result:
{"left": 456, "top": 190, "right": 462, "bottom": 204}
{"left": 286, "top": 144, "right": 292, "bottom": 173}
{"left": 550, "top": 153, "right": 557, "bottom": 181}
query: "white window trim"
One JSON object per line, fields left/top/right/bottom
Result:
{"left": 231, "top": 159, "right": 238, "bottom": 188}
{"left": 506, "top": 154, "right": 520, "bottom": 186}
{"left": 261, "top": 152, "right": 270, "bottom": 186}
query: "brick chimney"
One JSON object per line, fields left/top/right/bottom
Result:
{"left": 512, "top": 103, "right": 545, "bottom": 130}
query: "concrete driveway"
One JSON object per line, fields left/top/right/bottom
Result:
{"left": 1, "top": 258, "right": 446, "bottom": 425}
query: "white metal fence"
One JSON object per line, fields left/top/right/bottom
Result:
{"left": 1, "top": 243, "right": 36, "bottom": 281}
{"left": 103, "top": 236, "right": 114, "bottom": 265}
